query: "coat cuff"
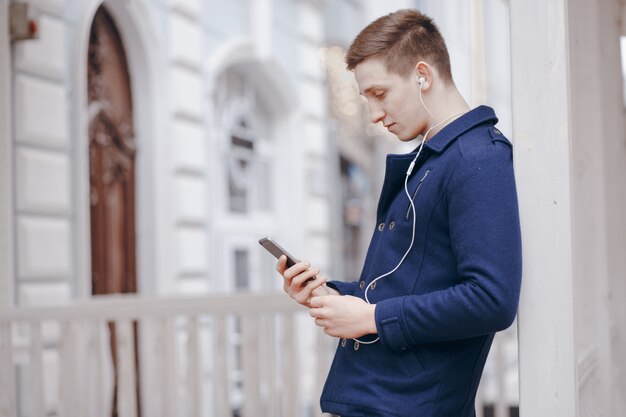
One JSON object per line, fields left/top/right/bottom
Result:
{"left": 375, "top": 297, "right": 412, "bottom": 351}
{"left": 325, "top": 280, "right": 357, "bottom": 296}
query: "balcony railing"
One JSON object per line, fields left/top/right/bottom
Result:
{"left": 0, "top": 292, "right": 518, "bottom": 417}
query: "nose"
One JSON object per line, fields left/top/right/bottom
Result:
{"left": 367, "top": 102, "right": 385, "bottom": 124}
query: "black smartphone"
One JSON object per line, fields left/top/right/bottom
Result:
{"left": 258, "top": 237, "right": 299, "bottom": 268}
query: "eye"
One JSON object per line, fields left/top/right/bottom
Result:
{"left": 374, "top": 91, "right": 386, "bottom": 100}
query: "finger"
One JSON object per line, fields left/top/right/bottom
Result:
{"left": 314, "top": 318, "right": 326, "bottom": 327}
{"left": 283, "top": 260, "right": 311, "bottom": 280}
{"left": 309, "top": 307, "right": 324, "bottom": 318}
{"left": 292, "top": 268, "right": 320, "bottom": 288}
{"left": 323, "top": 327, "right": 336, "bottom": 337}
{"left": 309, "top": 296, "right": 326, "bottom": 308}
{"left": 307, "top": 277, "right": 328, "bottom": 296}
{"left": 293, "top": 282, "right": 320, "bottom": 305}
{"left": 276, "top": 255, "right": 287, "bottom": 274}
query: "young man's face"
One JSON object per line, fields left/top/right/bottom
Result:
{"left": 354, "top": 58, "right": 428, "bottom": 141}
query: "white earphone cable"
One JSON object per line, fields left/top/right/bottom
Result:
{"left": 352, "top": 95, "right": 465, "bottom": 346}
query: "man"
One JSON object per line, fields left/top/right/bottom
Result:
{"left": 278, "top": 9, "right": 522, "bottom": 417}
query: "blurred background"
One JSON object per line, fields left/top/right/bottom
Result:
{"left": 1, "top": 0, "right": 625, "bottom": 416}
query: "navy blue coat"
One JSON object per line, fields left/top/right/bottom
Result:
{"left": 324, "top": 106, "right": 522, "bottom": 417}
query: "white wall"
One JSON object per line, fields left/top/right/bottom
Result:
{"left": 11, "top": 0, "right": 72, "bottom": 306}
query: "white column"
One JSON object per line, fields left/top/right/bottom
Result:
{"left": 469, "top": 0, "right": 486, "bottom": 105}
{"left": 512, "top": 0, "right": 626, "bottom": 416}
{"left": 0, "top": 0, "right": 14, "bottom": 309}
{"left": 509, "top": 1, "right": 577, "bottom": 416}
{"left": 586, "top": 0, "right": 626, "bottom": 413}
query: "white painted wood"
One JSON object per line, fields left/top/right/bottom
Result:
{"left": 0, "top": 293, "right": 326, "bottom": 416}
{"left": 259, "top": 314, "right": 280, "bottom": 416}
{"left": 95, "top": 320, "right": 110, "bottom": 417}
{"left": 0, "top": 0, "right": 14, "bottom": 311}
{"left": 494, "top": 334, "right": 506, "bottom": 417}
{"left": 241, "top": 315, "right": 261, "bottom": 417}
{"left": 282, "top": 315, "right": 298, "bottom": 417}
{"left": 314, "top": 326, "right": 329, "bottom": 417}
{"left": 509, "top": 1, "right": 577, "bottom": 416}
{"left": 187, "top": 316, "right": 202, "bottom": 417}
{"left": 162, "top": 318, "right": 179, "bottom": 417}
{"left": 475, "top": 386, "right": 485, "bottom": 417}
{"left": 26, "top": 322, "right": 44, "bottom": 417}
{"left": 116, "top": 320, "right": 138, "bottom": 417}
{"left": 469, "top": 0, "right": 487, "bottom": 106}
{"left": 0, "top": 323, "right": 16, "bottom": 417}
{"left": 137, "top": 319, "right": 159, "bottom": 417}
{"left": 214, "top": 315, "right": 230, "bottom": 417}
{"left": 569, "top": 0, "right": 626, "bottom": 414}
{"left": 58, "top": 321, "right": 78, "bottom": 417}
{"left": 0, "top": 292, "right": 299, "bottom": 322}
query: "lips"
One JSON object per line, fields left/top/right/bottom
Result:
{"left": 384, "top": 123, "right": 395, "bottom": 129}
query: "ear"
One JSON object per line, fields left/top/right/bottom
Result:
{"left": 414, "top": 61, "right": 434, "bottom": 90}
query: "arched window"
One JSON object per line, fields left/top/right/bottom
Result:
{"left": 214, "top": 69, "right": 274, "bottom": 215}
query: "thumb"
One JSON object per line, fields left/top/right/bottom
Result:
{"left": 309, "top": 295, "right": 326, "bottom": 308}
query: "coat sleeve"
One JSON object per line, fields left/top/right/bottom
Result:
{"left": 326, "top": 280, "right": 358, "bottom": 296}
{"left": 374, "top": 141, "right": 522, "bottom": 351}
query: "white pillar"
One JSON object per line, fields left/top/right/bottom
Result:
{"left": 469, "top": 0, "right": 486, "bottom": 105}
{"left": 510, "top": 0, "right": 577, "bottom": 415}
{"left": 511, "top": 0, "right": 626, "bottom": 415}
{"left": 591, "top": 0, "right": 626, "bottom": 413}
{"left": 0, "top": 0, "right": 14, "bottom": 309}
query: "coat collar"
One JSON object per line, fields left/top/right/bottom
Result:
{"left": 423, "top": 105, "right": 498, "bottom": 154}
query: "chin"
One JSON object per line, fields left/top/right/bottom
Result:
{"left": 396, "top": 133, "right": 417, "bottom": 142}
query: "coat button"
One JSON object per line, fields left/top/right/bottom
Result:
{"left": 341, "top": 338, "right": 346, "bottom": 348}
{"left": 353, "top": 341, "right": 360, "bottom": 351}
{"left": 378, "top": 222, "right": 385, "bottom": 231}
{"left": 389, "top": 221, "right": 395, "bottom": 230}
{"left": 493, "top": 128, "right": 501, "bottom": 135}
{"left": 359, "top": 281, "right": 365, "bottom": 290}
{"left": 371, "top": 281, "right": 377, "bottom": 290}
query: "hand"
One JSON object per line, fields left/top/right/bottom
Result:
{"left": 277, "top": 256, "right": 337, "bottom": 307}
{"left": 309, "top": 295, "right": 377, "bottom": 338}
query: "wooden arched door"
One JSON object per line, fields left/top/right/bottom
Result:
{"left": 87, "top": 7, "right": 141, "bottom": 417}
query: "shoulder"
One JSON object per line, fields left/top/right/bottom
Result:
{"left": 447, "top": 125, "right": 514, "bottom": 190}
{"left": 456, "top": 124, "right": 512, "bottom": 161}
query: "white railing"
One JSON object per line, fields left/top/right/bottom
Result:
{"left": 0, "top": 292, "right": 334, "bottom": 417}
{"left": 0, "top": 292, "right": 518, "bottom": 417}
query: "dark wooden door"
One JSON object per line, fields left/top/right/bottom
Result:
{"left": 88, "top": 7, "right": 141, "bottom": 417}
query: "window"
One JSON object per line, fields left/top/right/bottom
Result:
{"left": 215, "top": 70, "right": 274, "bottom": 215}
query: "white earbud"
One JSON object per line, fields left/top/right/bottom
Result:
{"left": 417, "top": 76, "right": 426, "bottom": 87}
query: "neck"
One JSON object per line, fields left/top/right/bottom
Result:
{"left": 424, "top": 85, "right": 470, "bottom": 139}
